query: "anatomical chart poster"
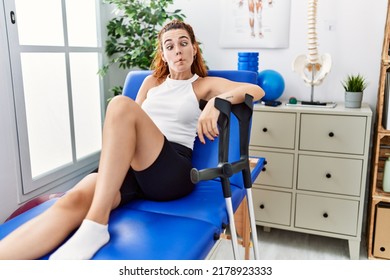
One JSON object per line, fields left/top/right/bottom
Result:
{"left": 220, "top": 0, "right": 291, "bottom": 48}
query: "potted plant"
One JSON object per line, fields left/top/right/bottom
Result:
{"left": 341, "top": 74, "right": 368, "bottom": 108}
{"left": 99, "top": 0, "right": 186, "bottom": 97}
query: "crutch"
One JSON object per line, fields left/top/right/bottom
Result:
{"left": 230, "top": 95, "right": 260, "bottom": 260}
{"left": 191, "top": 95, "right": 260, "bottom": 260}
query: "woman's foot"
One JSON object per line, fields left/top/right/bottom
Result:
{"left": 49, "top": 219, "right": 109, "bottom": 260}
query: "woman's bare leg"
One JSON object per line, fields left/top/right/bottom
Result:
{"left": 87, "top": 96, "right": 164, "bottom": 224}
{"left": 0, "top": 96, "right": 161, "bottom": 260}
{"left": 0, "top": 174, "right": 97, "bottom": 260}
{"left": 49, "top": 96, "right": 165, "bottom": 259}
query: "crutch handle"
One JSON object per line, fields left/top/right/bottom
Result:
{"left": 190, "top": 162, "right": 233, "bottom": 184}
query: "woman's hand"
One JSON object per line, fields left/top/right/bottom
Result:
{"left": 197, "top": 98, "right": 220, "bottom": 144}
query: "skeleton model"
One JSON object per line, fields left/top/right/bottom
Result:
{"left": 292, "top": 0, "right": 332, "bottom": 102}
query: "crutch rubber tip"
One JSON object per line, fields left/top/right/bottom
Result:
{"left": 190, "top": 168, "right": 200, "bottom": 184}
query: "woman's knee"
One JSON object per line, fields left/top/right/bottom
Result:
{"left": 55, "top": 174, "right": 97, "bottom": 211}
{"left": 105, "top": 96, "right": 143, "bottom": 127}
{"left": 107, "top": 96, "right": 137, "bottom": 116}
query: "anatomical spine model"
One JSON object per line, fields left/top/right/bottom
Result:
{"left": 292, "top": 0, "right": 331, "bottom": 101}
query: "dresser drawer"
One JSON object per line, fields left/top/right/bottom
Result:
{"left": 295, "top": 194, "right": 359, "bottom": 236}
{"left": 250, "top": 111, "right": 296, "bottom": 149}
{"left": 299, "top": 114, "right": 367, "bottom": 155}
{"left": 297, "top": 155, "right": 363, "bottom": 196}
{"left": 250, "top": 150, "right": 294, "bottom": 189}
{"left": 252, "top": 188, "right": 291, "bottom": 226}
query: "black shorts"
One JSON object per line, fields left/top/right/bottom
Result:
{"left": 118, "top": 137, "right": 195, "bottom": 206}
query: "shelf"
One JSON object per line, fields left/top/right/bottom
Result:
{"left": 368, "top": 0, "right": 390, "bottom": 260}
{"left": 381, "top": 1, "right": 390, "bottom": 61}
{"left": 377, "top": 127, "right": 390, "bottom": 135}
{"left": 373, "top": 190, "right": 390, "bottom": 202}
{"left": 372, "top": 135, "right": 390, "bottom": 194}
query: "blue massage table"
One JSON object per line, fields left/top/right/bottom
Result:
{"left": 0, "top": 70, "right": 265, "bottom": 260}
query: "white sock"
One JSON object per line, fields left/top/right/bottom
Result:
{"left": 49, "top": 219, "right": 110, "bottom": 260}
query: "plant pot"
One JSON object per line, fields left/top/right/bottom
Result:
{"left": 345, "top": 91, "right": 363, "bottom": 108}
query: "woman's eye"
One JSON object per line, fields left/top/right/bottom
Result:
{"left": 181, "top": 41, "right": 188, "bottom": 46}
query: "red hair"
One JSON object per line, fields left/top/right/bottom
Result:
{"left": 151, "top": 20, "right": 208, "bottom": 80}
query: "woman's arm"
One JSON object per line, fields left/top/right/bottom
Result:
{"left": 196, "top": 77, "right": 265, "bottom": 144}
{"left": 202, "top": 76, "right": 264, "bottom": 104}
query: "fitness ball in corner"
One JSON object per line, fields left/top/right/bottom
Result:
{"left": 257, "top": 69, "right": 285, "bottom": 101}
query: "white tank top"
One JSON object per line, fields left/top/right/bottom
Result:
{"left": 141, "top": 74, "right": 201, "bottom": 149}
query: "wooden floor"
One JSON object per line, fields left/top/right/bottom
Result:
{"left": 210, "top": 226, "right": 368, "bottom": 260}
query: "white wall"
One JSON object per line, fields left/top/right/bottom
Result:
{"left": 168, "top": 0, "right": 388, "bottom": 111}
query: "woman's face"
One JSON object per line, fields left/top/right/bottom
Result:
{"left": 161, "top": 28, "right": 197, "bottom": 77}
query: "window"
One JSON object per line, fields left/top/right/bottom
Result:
{"left": 4, "top": 0, "right": 104, "bottom": 194}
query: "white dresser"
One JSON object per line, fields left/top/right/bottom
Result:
{"left": 249, "top": 102, "right": 372, "bottom": 259}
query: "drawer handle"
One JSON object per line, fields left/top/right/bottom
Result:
{"left": 262, "top": 160, "right": 267, "bottom": 171}
{"left": 262, "top": 127, "right": 268, "bottom": 132}
{"left": 259, "top": 204, "right": 265, "bottom": 209}
{"left": 323, "top": 213, "right": 329, "bottom": 218}
{"left": 326, "top": 173, "right": 332, "bottom": 179}
{"left": 328, "top": 132, "right": 334, "bottom": 137}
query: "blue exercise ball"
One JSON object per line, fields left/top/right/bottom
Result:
{"left": 257, "top": 70, "right": 285, "bottom": 101}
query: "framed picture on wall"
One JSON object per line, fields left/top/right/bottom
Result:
{"left": 220, "top": 0, "right": 291, "bottom": 48}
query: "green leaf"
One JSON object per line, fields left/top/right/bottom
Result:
{"left": 99, "top": 0, "right": 189, "bottom": 94}
{"left": 341, "top": 74, "right": 368, "bottom": 92}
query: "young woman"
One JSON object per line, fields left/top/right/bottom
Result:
{"left": 0, "top": 20, "right": 264, "bottom": 260}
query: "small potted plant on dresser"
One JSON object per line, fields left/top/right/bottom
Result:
{"left": 341, "top": 74, "right": 368, "bottom": 108}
